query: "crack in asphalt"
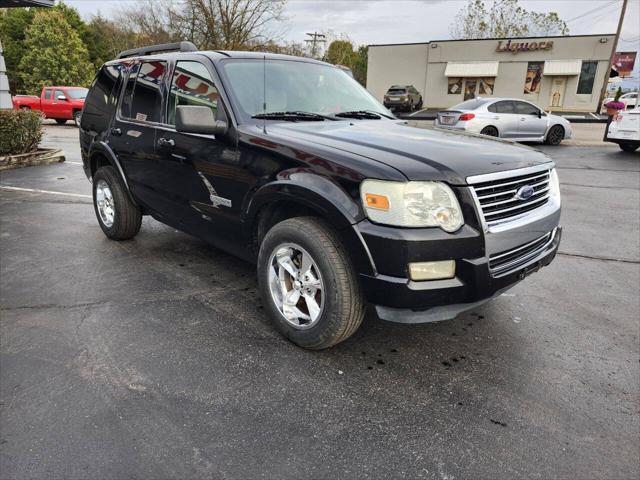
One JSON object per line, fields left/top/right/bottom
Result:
{"left": 558, "top": 251, "right": 640, "bottom": 264}
{"left": 561, "top": 182, "right": 639, "bottom": 191}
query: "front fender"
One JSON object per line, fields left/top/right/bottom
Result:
{"left": 243, "top": 171, "right": 376, "bottom": 275}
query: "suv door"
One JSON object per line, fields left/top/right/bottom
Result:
{"left": 155, "top": 58, "right": 238, "bottom": 238}
{"left": 488, "top": 100, "right": 519, "bottom": 138}
{"left": 514, "top": 101, "right": 547, "bottom": 138}
{"left": 109, "top": 59, "right": 170, "bottom": 216}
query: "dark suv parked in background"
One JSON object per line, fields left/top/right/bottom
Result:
{"left": 383, "top": 85, "right": 423, "bottom": 112}
{"left": 80, "top": 42, "right": 561, "bottom": 349}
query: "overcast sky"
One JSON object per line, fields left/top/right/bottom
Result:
{"left": 66, "top": 0, "right": 639, "bottom": 82}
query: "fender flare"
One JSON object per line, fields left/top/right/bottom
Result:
{"left": 88, "top": 141, "right": 138, "bottom": 206}
{"left": 243, "top": 172, "right": 375, "bottom": 275}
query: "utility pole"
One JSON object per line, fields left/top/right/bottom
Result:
{"left": 305, "top": 32, "right": 326, "bottom": 59}
{"left": 598, "top": 0, "right": 628, "bottom": 112}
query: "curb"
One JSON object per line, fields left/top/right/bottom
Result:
{"left": 0, "top": 148, "right": 65, "bottom": 171}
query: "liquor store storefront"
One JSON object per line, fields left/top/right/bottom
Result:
{"left": 367, "top": 34, "right": 616, "bottom": 112}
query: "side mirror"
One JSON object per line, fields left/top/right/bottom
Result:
{"left": 537, "top": 110, "right": 542, "bottom": 118}
{"left": 56, "top": 95, "right": 67, "bottom": 101}
{"left": 175, "top": 105, "right": 227, "bottom": 136}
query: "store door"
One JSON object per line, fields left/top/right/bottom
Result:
{"left": 548, "top": 77, "right": 567, "bottom": 109}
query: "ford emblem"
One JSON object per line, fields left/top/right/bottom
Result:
{"left": 515, "top": 185, "right": 535, "bottom": 200}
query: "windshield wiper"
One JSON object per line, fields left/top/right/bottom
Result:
{"left": 252, "top": 111, "right": 329, "bottom": 121}
{"left": 333, "top": 110, "right": 393, "bottom": 119}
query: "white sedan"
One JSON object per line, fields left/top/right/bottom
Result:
{"left": 434, "top": 98, "right": 572, "bottom": 145}
{"left": 606, "top": 102, "right": 639, "bottom": 152}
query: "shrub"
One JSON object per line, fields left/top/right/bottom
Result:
{"left": 0, "top": 109, "right": 43, "bottom": 155}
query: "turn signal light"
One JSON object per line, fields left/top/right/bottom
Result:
{"left": 364, "top": 193, "right": 390, "bottom": 210}
{"left": 459, "top": 113, "right": 475, "bottom": 121}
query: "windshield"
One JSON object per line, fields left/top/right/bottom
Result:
{"left": 66, "top": 88, "right": 88, "bottom": 99}
{"left": 387, "top": 88, "right": 406, "bottom": 95}
{"left": 221, "top": 59, "right": 389, "bottom": 118}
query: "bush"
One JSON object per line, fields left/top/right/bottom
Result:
{"left": 0, "top": 109, "right": 43, "bottom": 155}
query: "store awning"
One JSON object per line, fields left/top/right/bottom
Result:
{"left": 444, "top": 61, "right": 499, "bottom": 77}
{"left": 543, "top": 60, "right": 582, "bottom": 76}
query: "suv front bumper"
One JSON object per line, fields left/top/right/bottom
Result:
{"left": 355, "top": 219, "right": 562, "bottom": 324}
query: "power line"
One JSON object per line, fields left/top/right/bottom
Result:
{"left": 565, "top": 0, "right": 620, "bottom": 24}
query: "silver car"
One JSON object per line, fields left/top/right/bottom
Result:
{"left": 434, "top": 98, "right": 572, "bottom": 145}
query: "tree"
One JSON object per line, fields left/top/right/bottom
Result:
{"left": 118, "top": 0, "right": 287, "bottom": 51}
{"left": 0, "top": 8, "right": 36, "bottom": 93}
{"left": 450, "top": 0, "right": 569, "bottom": 39}
{"left": 352, "top": 46, "right": 368, "bottom": 87}
{"left": 325, "top": 40, "right": 355, "bottom": 67}
{"left": 19, "top": 10, "right": 95, "bottom": 94}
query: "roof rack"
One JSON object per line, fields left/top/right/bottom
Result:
{"left": 116, "top": 41, "right": 198, "bottom": 59}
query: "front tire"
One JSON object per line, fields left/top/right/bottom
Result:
{"left": 545, "top": 125, "right": 564, "bottom": 145}
{"left": 73, "top": 110, "right": 82, "bottom": 127}
{"left": 93, "top": 166, "right": 142, "bottom": 240}
{"left": 619, "top": 142, "right": 638, "bottom": 152}
{"left": 258, "top": 217, "right": 365, "bottom": 349}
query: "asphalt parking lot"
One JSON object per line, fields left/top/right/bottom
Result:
{"left": 1, "top": 123, "right": 639, "bottom": 479}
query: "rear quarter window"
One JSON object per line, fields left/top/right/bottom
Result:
{"left": 81, "top": 64, "right": 122, "bottom": 132}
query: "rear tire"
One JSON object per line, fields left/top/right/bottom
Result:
{"left": 545, "top": 125, "right": 564, "bottom": 145}
{"left": 257, "top": 217, "right": 365, "bottom": 350}
{"left": 480, "top": 126, "right": 499, "bottom": 137}
{"left": 55, "top": 119, "right": 67, "bottom": 125}
{"left": 619, "top": 142, "right": 638, "bottom": 152}
{"left": 417, "top": 97, "right": 423, "bottom": 109}
{"left": 92, "top": 166, "right": 142, "bottom": 240}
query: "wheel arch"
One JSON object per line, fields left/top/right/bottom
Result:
{"left": 244, "top": 173, "right": 375, "bottom": 275}
{"left": 88, "top": 142, "right": 138, "bottom": 206}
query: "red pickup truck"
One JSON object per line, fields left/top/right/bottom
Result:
{"left": 12, "top": 86, "right": 88, "bottom": 126}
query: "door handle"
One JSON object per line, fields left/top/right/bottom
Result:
{"left": 110, "top": 127, "right": 122, "bottom": 136}
{"left": 158, "top": 137, "right": 175, "bottom": 147}
{"left": 520, "top": 117, "right": 526, "bottom": 121}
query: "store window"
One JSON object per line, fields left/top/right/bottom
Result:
{"left": 524, "top": 62, "right": 543, "bottom": 94}
{"left": 577, "top": 61, "right": 598, "bottom": 95}
{"left": 448, "top": 77, "right": 494, "bottom": 99}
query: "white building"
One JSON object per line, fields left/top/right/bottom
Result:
{"left": 367, "top": 34, "right": 616, "bottom": 113}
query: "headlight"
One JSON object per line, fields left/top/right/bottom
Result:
{"left": 549, "top": 168, "right": 561, "bottom": 206}
{"left": 360, "top": 179, "right": 464, "bottom": 231}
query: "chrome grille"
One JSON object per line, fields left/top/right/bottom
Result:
{"left": 489, "top": 230, "right": 555, "bottom": 276}
{"left": 471, "top": 168, "right": 551, "bottom": 224}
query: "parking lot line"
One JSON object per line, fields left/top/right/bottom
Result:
{"left": 0, "top": 185, "right": 91, "bottom": 199}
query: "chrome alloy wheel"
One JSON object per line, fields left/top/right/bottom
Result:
{"left": 95, "top": 179, "right": 115, "bottom": 228}
{"left": 268, "top": 243, "right": 324, "bottom": 329}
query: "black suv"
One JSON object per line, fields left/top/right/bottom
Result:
{"left": 80, "top": 42, "right": 562, "bottom": 349}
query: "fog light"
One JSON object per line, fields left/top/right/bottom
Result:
{"left": 409, "top": 260, "right": 456, "bottom": 281}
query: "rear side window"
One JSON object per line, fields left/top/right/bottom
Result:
{"left": 489, "top": 101, "right": 516, "bottom": 114}
{"left": 515, "top": 101, "right": 539, "bottom": 115}
{"left": 167, "top": 60, "right": 219, "bottom": 125}
{"left": 44, "top": 89, "right": 52, "bottom": 100}
{"left": 120, "top": 60, "right": 167, "bottom": 123}
{"left": 82, "top": 64, "right": 122, "bottom": 132}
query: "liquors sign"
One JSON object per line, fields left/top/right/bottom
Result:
{"left": 496, "top": 40, "right": 554, "bottom": 54}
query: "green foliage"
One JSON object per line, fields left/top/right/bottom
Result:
{"left": 0, "top": 8, "right": 36, "bottom": 93}
{"left": 614, "top": 87, "right": 623, "bottom": 101}
{"left": 324, "top": 40, "right": 368, "bottom": 86}
{"left": 325, "top": 40, "right": 356, "bottom": 67}
{"left": 352, "top": 46, "right": 368, "bottom": 86}
{"left": 450, "top": 0, "right": 569, "bottom": 39}
{"left": 0, "top": 110, "right": 43, "bottom": 156}
{"left": 18, "top": 10, "right": 95, "bottom": 94}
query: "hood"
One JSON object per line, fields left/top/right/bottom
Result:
{"left": 267, "top": 120, "right": 553, "bottom": 184}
